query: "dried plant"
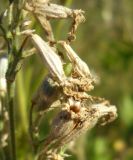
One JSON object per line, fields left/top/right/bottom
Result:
{"left": 29, "top": 34, "right": 117, "bottom": 160}
{"left": 0, "top": 0, "right": 117, "bottom": 160}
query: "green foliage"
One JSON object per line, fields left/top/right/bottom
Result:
{"left": 120, "top": 95, "right": 133, "bottom": 127}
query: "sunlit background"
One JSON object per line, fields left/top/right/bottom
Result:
{"left": 0, "top": 0, "right": 133, "bottom": 160}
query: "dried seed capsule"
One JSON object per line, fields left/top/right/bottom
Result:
{"left": 25, "top": 2, "right": 85, "bottom": 41}
{"left": 59, "top": 41, "right": 92, "bottom": 78}
{"left": 38, "top": 107, "right": 78, "bottom": 157}
{"left": 59, "top": 41, "right": 95, "bottom": 92}
{"left": 25, "top": 2, "right": 84, "bottom": 20}
{"left": 39, "top": 99, "right": 117, "bottom": 153}
{"left": 66, "top": 101, "right": 117, "bottom": 143}
{"left": 53, "top": 107, "right": 98, "bottom": 147}
{"left": 32, "top": 75, "right": 61, "bottom": 111}
{"left": 34, "top": 3, "right": 74, "bottom": 19}
{"left": 35, "top": 16, "right": 55, "bottom": 42}
{"left": 31, "top": 34, "right": 66, "bottom": 82}
{"left": 92, "top": 102, "right": 117, "bottom": 125}
{"left": 29, "top": 75, "right": 62, "bottom": 145}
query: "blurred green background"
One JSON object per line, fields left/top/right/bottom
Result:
{"left": 1, "top": 0, "right": 133, "bottom": 160}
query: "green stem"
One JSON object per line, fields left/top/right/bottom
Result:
{"left": 0, "top": 97, "right": 6, "bottom": 160}
{"left": 17, "top": 70, "right": 28, "bottom": 133}
{"left": 7, "top": 81, "right": 16, "bottom": 160}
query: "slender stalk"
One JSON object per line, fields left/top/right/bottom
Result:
{"left": 0, "top": 97, "right": 6, "bottom": 160}
{"left": 7, "top": 81, "right": 16, "bottom": 160}
{"left": 16, "top": 70, "right": 28, "bottom": 134}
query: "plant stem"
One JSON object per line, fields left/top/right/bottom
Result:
{"left": 7, "top": 81, "right": 16, "bottom": 160}
{"left": 17, "top": 70, "right": 28, "bottom": 133}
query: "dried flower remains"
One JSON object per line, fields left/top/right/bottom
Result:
{"left": 22, "top": 1, "right": 118, "bottom": 159}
